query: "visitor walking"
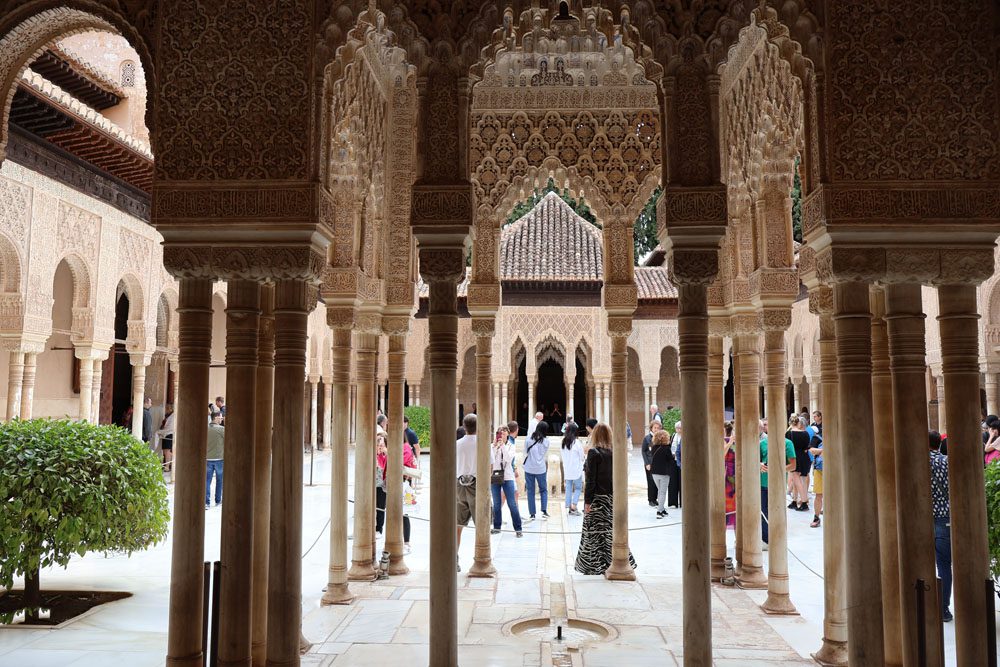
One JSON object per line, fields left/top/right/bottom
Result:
{"left": 141, "top": 397, "right": 153, "bottom": 444}
{"left": 985, "top": 421, "right": 1000, "bottom": 465}
{"left": 561, "top": 423, "right": 585, "bottom": 515}
{"left": 528, "top": 411, "right": 544, "bottom": 442}
{"left": 205, "top": 413, "right": 224, "bottom": 508}
{"left": 641, "top": 420, "right": 662, "bottom": 508}
{"left": 156, "top": 403, "right": 175, "bottom": 474}
{"left": 212, "top": 396, "right": 226, "bottom": 423}
{"left": 929, "top": 430, "right": 953, "bottom": 622}
{"left": 786, "top": 415, "right": 812, "bottom": 512}
{"left": 668, "top": 421, "right": 682, "bottom": 508}
{"left": 375, "top": 432, "right": 414, "bottom": 550}
{"left": 759, "top": 421, "right": 796, "bottom": 544}
{"left": 808, "top": 428, "right": 824, "bottom": 527}
{"left": 650, "top": 429, "right": 675, "bottom": 518}
{"left": 724, "top": 422, "right": 736, "bottom": 528}
{"left": 575, "top": 423, "right": 636, "bottom": 575}
{"left": 403, "top": 415, "right": 420, "bottom": 461}
{"left": 523, "top": 421, "right": 550, "bottom": 520}
{"left": 490, "top": 426, "right": 523, "bottom": 536}
{"left": 649, "top": 404, "right": 662, "bottom": 425}
{"left": 455, "top": 413, "right": 478, "bottom": 572}
{"left": 376, "top": 413, "right": 387, "bottom": 436}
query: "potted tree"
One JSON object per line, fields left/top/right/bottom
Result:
{"left": 0, "top": 418, "right": 169, "bottom": 624}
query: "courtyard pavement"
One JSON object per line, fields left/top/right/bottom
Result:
{"left": 0, "top": 440, "right": 974, "bottom": 666}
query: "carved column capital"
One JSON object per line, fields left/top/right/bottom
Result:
{"left": 471, "top": 317, "right": 496, "bottom": 338}
{"left": 759, "top": 308, "right": 792, "bottom": 332}
{"left": 381, "top": 316, "right": 410, "bottom": 337}
{"left": 163, "top": 245, "right": 326, "bottom": 282}
{"left": 606, "top": 317, "right": 633, "bottom": 339}
{"left": 668, "top": 248, "right": 720, "bottom": 286}
{"left": 418, "top": 247, "right": 466, "bottom": 286}
{"left": 326, "top": 306, "right": 356, "bottom": 331}
{"left": 808, "top": 285, "right": 835, "bottom": 316}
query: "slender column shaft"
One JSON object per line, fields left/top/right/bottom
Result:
{"left": 568, "top": 382, "right": 576, "bottom": 421}
{"left": 986, "top": 374, "right": 998, "bottom": 417}
{"left": 265, "top": 280, "right": 309, "bottom": 667}
{"left": 492, "top": 382, "right": 500, "bottom": 431}
{"left": 166, "top": 278, "right": 213, "bottom": 667}
{"left": 936, "top": 375, "right": 947, "bottom": 435}
{"left": 348, "top": 332, "right": 378, "bottom": 580}
{"left": 812, "top": 311, "right": 848, "bottom": 665}
{"left": 833, "top": 281, "right": 884, "bottom": 664}
{"left": 678, "top": 284, "right": 711, "bottom": 664}
{"left": 309, "top": 381, "right": 318, "bottom": 450}
{"left": 884, "top": 283, "right": 941, "bottom": 666}
{"left": 5, "top": 350, "right": 23, "bottom": 420}
{"left": 734, "top": 333, "right": 765, "bottom": 588}
{"left": 78, "top": 353, "right": 93, "bottom": 422}
{"left": 349, "top": 385, "right": 356, "bottom": 443}
{"left": 708, "top": 337, "right": 726, "bottom": 581}
{"left": 19, "top": 352, "right": 36, "bottom": 419}
{"left": 605, "top": 333, "right": 635, "bottom": 580}
{"left": 762, "top": 329, "right": 795, "bottom": 614}
{"left": 322, "top": 327, "right": 354, "bottom": 605}
{"left": 469, "top": 332, "right": 496, "bottom": 577}
{"left": 91, "top": 357, "right": 103, "bottom": 423}
{"left": 938, "top": 283, "right": 990, "bottom": 667}
{"left": 426, "top": 273, "right": 460, "bottom": 667}
{"left": 527, "top": 377, "right": 535, "bottom": 419}
{"left": 386, "top": 332, "right": 410, "bottom": 575}
{"left": 322, "top": 381, "right": 332, "bottom": 449}
{"left": 131, "top": 362, "right": 147, "bottom": 439}
{"left": 251, "top": 286, "right": 275, "bottom": 666}
{"left": 501, "top": 383, "right": 508, "bottom": 425}
{"left": 602, "top": 383, "right": 610, "bottom": 424}
{"left": 870, "top": 289, "right": 903, "bottom": 666}
{"left": 219, "top": 280, "right": 260, "bottom": 667}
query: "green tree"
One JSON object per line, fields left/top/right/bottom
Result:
{"left": 505, "top": 178, "right": 599, "bottom": 227}
{"left": 791, "top": 156, "right": 802, "bottom": 243}
{"left": 0, "top": 419, "right": 169, "bottom": 621}
{"left": 634, "top": 188, "right": 662, "bottom": 263}
{"left": 403, "top": 405, "right": 431, "bottom": 452}
{"left": 985, "top": 460, "right": 1000, "bottom": 581}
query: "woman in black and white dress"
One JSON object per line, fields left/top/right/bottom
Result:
{"left": 574, "top": 423, "right": 637, "bottom": 575}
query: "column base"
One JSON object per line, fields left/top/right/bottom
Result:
{"left": 604, "top": 561, "right": 637, "bottom": 581}
{"left": 710, "top": 557, "right": 726, "bottom": 581}
{"left": 811, "top": 638, "right": 848, "bottom": 666}
{"left": 387, "top": 557, "right": 410, "bottom": 576}
{"left": 760, "top": 593, "right": 798, "bottom": 615}
{"left": 320, "top": 583, "right": 355, "bottom": 606}
{"left": 467, "top": 558, "right": 496, "bottom": 578}
{"left": 299, "top": 632, "right": 312, "bottom": 655}
{"left": 166, "top": 655, "right": 204, "bottom": 667}
{"left": 347, "top": 561, "right": 376, "bottom": 581}
{"left": 736, "top": 565, "right": 768, "bottom": 590}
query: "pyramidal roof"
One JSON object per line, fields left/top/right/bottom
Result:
{"left": 500, "top": 192, "right": 603, "bottom": 281}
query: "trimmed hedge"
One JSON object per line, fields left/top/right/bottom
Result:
{"left": 986, "top": 460, "right": 1000, "bottom": 580}
{"left": 404, "top": 405, "right": 430, "bottom": 452}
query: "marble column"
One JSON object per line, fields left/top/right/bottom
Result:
{"left": 251, "top": 286, "right": 275, "bottom": 666}
{"left": 734, "top": 332, "right": 765, "bottom": 588}
{"left": 91, "top": 356, "right": 104, "bottom": 423}
{"left": 218, "top": 280, "right": 260, "bottom": 667}
{"left": 936, "top": 374, "right": 947, "bottom": 434}
{"left": 18, "top": 351, "right": 36, "bottom": 419}
{"left": 348, "top": 331, "right": 378, "bottom": 580}
{"left": 732, "top": 352, "right": 743, "bottom": 572}
{"left": 501, "top": 382, "right": 508, "bottom": 425}
{"left": 413, "top": 384, "right": 419, "bottom": 407}
{"left": 322, "top": 379, "right": 332, "bottom": 450}
{"left": 567, "top": 379, "right": 576, "bottom": 422}
{"left": 385, "top": 326, "right": 410, "bottom": 575}
{"left": 938, "top": 283, "right": 990, "bottom": 667}
{"left": 833, "top": 281, "right": 884, "bottom": 664}
{"left": 869, "top": 289, "right": 903, "bottom": 666}
{"left": 322, "top": 324, "right": 354, "bottom": 605}
{"left": 265, "top": 280, "right": 310, "bottom": 666}
{"left": 603, "top": 382, "right": 611, "bottom": 424}
{"left": 5, "top": 349, "right": 23, "bottom": 421}
{"left": 166, "top": 278, "right": 213, "bottom": 667}
{"left": 469, "top": 324, "right": 496, "bottom": 577}
{"left": 77, "top": 350, "right": 93, "bottom": 422}
{"left": 131, "top": 359, "right": 147, "bottom": 440}
{"left": 761, "top": 328, "right": 795, "bottom": 614}
{"left": 985, "top": 372, "right": 998, "bottom": 417}
{"left": 308, "top": 378, "right": 319, "bottom": 451}
{"left": 810, "top": 305, "right": 848, "bottom": 666}
{"left": 791, "top": 380, "right": 800, "bottom": 417}
{"left": 492, "top": 382, "right": 501, "bottom": 430}
{"left": 350, "top": 384, "right": 357, "bottom": 443}
{"left": 421, "top": 247, "right": 464, "bottom": 667}
{"left": 884, "top": 283, "right": 941, "bottom": 666}
{"left": 605, "top": 328, "right": 635, "bottom": 580}
{"left": 677, "top": 284, "right": 711, "bottom": 664}
{"left": 526, "top": 376, "right": 535, "bottom": 419}
{"left": 708, "top": 336, "right": 726, "bottom": 581}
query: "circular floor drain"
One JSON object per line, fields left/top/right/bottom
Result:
{"left": 504, "top": 616, "right": 617, "bottom": 643}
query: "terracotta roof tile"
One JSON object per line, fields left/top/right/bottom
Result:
{"left": 634, "top": 266, "right": 677, "bottom": 299}
{"left": 500, "top": 192, "right": 603, "bottom": 281}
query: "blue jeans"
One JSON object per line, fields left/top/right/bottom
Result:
{"left": 491, "top": 480, "right": 522, "bottom": 531}
{"left": 524, "top": 471, "right": 547, "bottom": 517}
{"left": 934, "top": 517, "right": 952, "bottom": 614}
{"left": 565, "top": 478, "right": 583, "bottom": 508}
{"left": 206, "top": 460, "right": 223, "bottom": 505}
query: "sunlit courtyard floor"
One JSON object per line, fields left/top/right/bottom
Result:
{"left": 0, "top": 443, "right": 972, "bottom": 666}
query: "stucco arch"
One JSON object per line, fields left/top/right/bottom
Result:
{"left": 115, "top": 272, "right": 145, "bottom": 321}
{"left": 0, "top": 230, "right": 22, "bottom": 292}
{"left": 54, "top": 252, "right": 92, "bottom": 309}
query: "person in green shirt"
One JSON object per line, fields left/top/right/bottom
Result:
{"left": 759, "top": 418, "right": 796, "bottom": 545}
{"left": 205, "top": 413, "right": 225, "bottom": 508}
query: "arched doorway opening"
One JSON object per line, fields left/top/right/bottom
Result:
{"left": 536, "top": 358, "right": 565, "bottom": 433}
{"left": 35, "top": 259, "right": 76, "bottom": 418}
{"left": 110, "top": 286, "right": 132, "bottom": 427}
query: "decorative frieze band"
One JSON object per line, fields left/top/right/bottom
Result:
{"left": 661, "top": 186, "right": 728, "bottom": 226}
{"left": 153, "top": 182, "right": 317, "bottom": 221}
{"left": 814, "top": 246, "right": 995, "bottom": 286}
{"left": 411, "top": 185, "right": 474, "bottom": 227}
{"left": 162, "top": 244, "right": 326, "bottom": 281}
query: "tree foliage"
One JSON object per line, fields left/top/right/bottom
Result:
{"left": 633, "top": 187, "right": 661, "bottom": 263}
{"left": 985, "top": 460, "right": 1000, "bottom": 580}
{"left": 505, "top": 177, "right": 598, "bottom": 227}
{"left": 0, "top": 419, "right": 169, "bottom": 618}
{"left": 404, "top": 405, "right": 431, "bottom": 451}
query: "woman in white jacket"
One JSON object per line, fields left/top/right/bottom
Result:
{"left": 561, "top": 422, "right": 584, "bottom": 515}
{"left": 490, "top": 426, "right": 523, "bottom": 537}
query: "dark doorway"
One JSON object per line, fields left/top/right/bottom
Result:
{"left": 517, "top": 356, "right": 528, "bottom": 430}
{"left": 573, "top": 356, "right": 588, "bottom": 426}
{"left": 537, "top": 358, "right": 566, "bottom": 432}
{"left": 111, "top": 293, "right": 133, "bottom": 427}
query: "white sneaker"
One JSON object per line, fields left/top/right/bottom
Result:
{"left": 762, "top": 543, "right": 769, "bottom": 552}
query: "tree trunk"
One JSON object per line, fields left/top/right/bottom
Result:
{"left": 23, "top": 566, "right": 41, "bottom": 621}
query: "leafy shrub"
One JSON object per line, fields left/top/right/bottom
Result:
{"left": 986, "top": 460, "right": 1000, "bottom": 580}
{"left": 404, "top": 405, "right": 430, "bottom": 452}
{"left": 661, "top": 406, "right": 682, "bottom": 433}
{"left": 0, "top": 419, "right": 169, "bottom": 620}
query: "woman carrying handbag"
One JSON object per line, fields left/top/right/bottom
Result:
{"left": 490, "top": 425, "right": 523, "bottom": 537}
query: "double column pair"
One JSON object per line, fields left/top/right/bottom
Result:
{"left": 5, "top": 344, "right": 40, "bottom": 420}
{"left": 166, "top": 278, "right": 311, "bottom": 667}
